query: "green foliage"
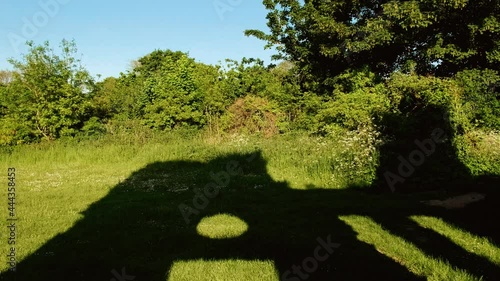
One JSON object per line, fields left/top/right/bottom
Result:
{"left": 218, "top": 59, "right": 297, "bottom": 103}
{"left": 382, "top": 69, "right": 498, "bottom": 136}
{"left": 0, "top": 40, "right": 95, "bottom": 144}
{"left": 220, "top": 59, "right": 302, "bottom": 127}
{"left": 99, "top": 50, "right": 193, "bottom": 124}
{"left": 383, "top": 72, "right": 460, "bottom": 135}
{"left": 111, "top": 53, "right": 302, "bottom": 135}
{"left": 454, "top": 69, "right": 500, "bottom": 130}
{"left": 316, "top": 68, "right": 391, "bottom": 132}
{"left": 195, "top": 63, "right": 229, "bottom": 118}
{"left": 134, "top": 49, "right": 187, "bottom": 75}
{"left": 284, "top": 91, "right": 325, "bottom": 131}
{"left": 220, "top": 95, "right": 285, "bottom": 137}
{"left": 92, "top": 77, "right": 126, "bottom": 120}
{"left": 2, "top": 34, "right": 499, "bottom": 187}
{"left": 317, "top": 91, "right": 389, "bottom": 132}
{"left": 81, "top": 117, "right": 107, "bottom": 137}
{"left": 453, "top": 129, "right": 500, "bottom": 176}
{"left": 247, "top": 0, "right": 500, "bottom": 92}
{"left": 0, "top": 116, "right": 31, "bottom": 146}
{"left": 139, "top": 54, "right": 205, "bottom": 130}
{"left": 220, "top": 58, "right": 269, "bottom": 99}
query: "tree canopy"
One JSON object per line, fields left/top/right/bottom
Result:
{"left": 0, "top": 40, "right": 95, "bottom": 144}
{"left": 246, "top": 0, "right": 500, "bottom": 90}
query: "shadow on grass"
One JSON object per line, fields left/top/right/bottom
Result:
{"left": 1, "top": 149, "right": 499, "bottom": 281}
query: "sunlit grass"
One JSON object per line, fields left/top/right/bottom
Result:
{"left": 167, "top": 259, "right": 279, "bottom": 281}
{"left": 411, "top": 215, "right": 500, "bottom": 266}
{"left": 340, "top": 215, "right": 482, "bottom": 281}
{"left": 196, "top": 214, "right": 249, "bottom": 239}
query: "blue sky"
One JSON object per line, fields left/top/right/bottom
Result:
{"left": 0, "top": 0, "right": 276, "bottom": 79}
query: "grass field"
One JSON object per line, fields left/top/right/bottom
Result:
{"left": 0, "top": 130, "right": 499, "bottom": 280}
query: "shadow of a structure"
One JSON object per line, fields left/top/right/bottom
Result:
{"left": 1, "top": 148, "right": 499, "bottom": 280}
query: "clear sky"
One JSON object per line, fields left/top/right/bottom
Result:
{"left": 0, "top": 0, "right": 276, "bottom": 79}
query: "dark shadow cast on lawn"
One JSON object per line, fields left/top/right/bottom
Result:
{"left": 370, "top": 96, "right": 500, "bottom": 279}
{"left": 1, "top": 147, "right": 499, "bottom": 280}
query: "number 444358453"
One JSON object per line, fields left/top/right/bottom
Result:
{"left": 8, "top": 168, "right": 16, "bottom": 217}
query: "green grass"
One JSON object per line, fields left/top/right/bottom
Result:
{"left": 196, "top": 214, "right": 249, "bottom": 239}
{"left": 411, "top": 216, "right": 500, "bottom": 266}
{"left": 0, "top": 130, "right": 499, "bottom": 280}
{"left": 168, "top": 259, "right": 279, "bottom": 281}
{"left": 340, "top": 215, "right": 482, "bottom": 281}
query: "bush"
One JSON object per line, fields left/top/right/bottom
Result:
{"left": 81, "top": 117, "right": 107, "bottom": 137}
{"left": 220, "top": 96, "right": 286, "bottom": 137}
{"left": 454, "top": 129, "right": 500, "bottom": 176}
{"left": 454, "top": 69, "right": 500, "bottom": 130}
{"left": 314, "top": 68, "right": 391, "bottom": 134}
{"left": 0, "top": 115, "right": 38, "bottom": 146}
{"left": 138, "top": 54, "right": 205, "bottom": 130}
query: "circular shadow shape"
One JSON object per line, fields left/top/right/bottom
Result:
{"left": 197, "top": 213, "right": 249, "bottom": 239}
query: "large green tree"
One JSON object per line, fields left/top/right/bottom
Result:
{"left": 139, "top": 53, "right": 205, "bottom": 130}
{"left": 0, "top": 40, "right": 95, "bottom": 144}
{"left": 246, "top": 0, "right": 500, "bottom": 90}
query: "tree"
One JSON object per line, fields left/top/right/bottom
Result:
{"left": 1, "top": 40, "right": 95, "bottom": 143}
{"left": 133, "top": 49, "right": 187, "bottom": 76}
{"left": 246, "top": 0, "right": 500, "bottom": 91}
{"left": 92, "top": 76, "right": 140, "bottom": 121}
{"left": 138, "top": 52, "right": 205, "bottom": 130}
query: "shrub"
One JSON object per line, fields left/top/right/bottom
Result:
{"left": 454, "top": 129, "right": 500, "bottom": 176}
{"left": 221, "top": 96, "right": 285, "bottom": 137}
{"left": 454, "top": 69, "right": 500, "bottom": 130}
{"left": 139, "top": 54, "right": 205, "bottom": 130}
{"left": 81, "top": 117, "right": 107, "bottom": 137}
{"left": 315, "top": 68, "right": 391, "bottom": 134}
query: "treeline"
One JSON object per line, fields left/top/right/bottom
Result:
{"left": 1, "top": 0, "right": 499, "bottom": 158}
{"left": 0, "top": 41, "right": 303, "bottom": 144}
{"left": 1, "top": 41, "right": 498, "bottom": 146}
